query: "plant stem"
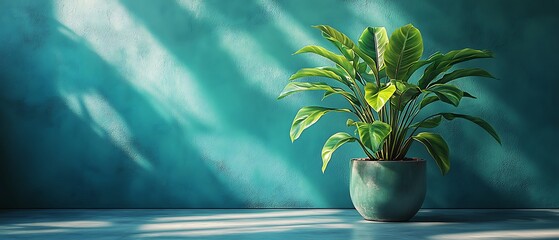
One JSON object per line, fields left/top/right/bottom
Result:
{"left": 394, "top": 102, "right": 414, "bottom": 159}
{"left": 355, "top": 72, "right": 376, "bottom": 122}
{"left": 396, "top": 109, "right": 436, "bottom": 157}
{"left": 349, "top": 105, "right": 366, "bottom": 122}
{"left": 356, "top": 139, "right": 375, "bottom": 160}
{"left": 393, "top": 97, "right": 420, "bottom": 159}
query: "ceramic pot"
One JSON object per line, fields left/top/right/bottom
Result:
{"left": 349, "top": 158, "right": 426, "bottom": 221}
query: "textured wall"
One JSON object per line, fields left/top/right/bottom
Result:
{"left": 1, "top": 0, "right": 558, "bottom": 208}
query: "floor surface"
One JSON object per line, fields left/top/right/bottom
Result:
{"left": 1, "top": 209, "right": 558, "bottom": 239}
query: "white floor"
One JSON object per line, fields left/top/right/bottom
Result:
{"left": 1, "top": 209, "right": 558, "bottom": 239}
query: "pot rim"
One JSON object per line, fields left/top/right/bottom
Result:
{"left": 351, "top": 158, "right": 425, "bottom": 162}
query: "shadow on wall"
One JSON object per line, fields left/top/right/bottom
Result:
{"left": 0, "top": 0, "right": 344, "bottom": 208}
{"left": 116, "top": 0, "right": 329, "bottom": 207}
{"left": 0, "top": 0, "right": 241, "bottom": 208}
{"left": 1, "top": 0, "right": 558, "bottom": 208}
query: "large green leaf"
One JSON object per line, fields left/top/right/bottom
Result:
{"left": 358, "top": 27, "right": 389, "bottom": 70}
{"left": 419, "top": 95, "right": 439, "bottom": 109}
{"left": 357, "top": 62, "right": 367, "bottom": 73}
{"left": 439, "top": 113, "right": 501, "bottom": 144}
{"left": 356, "top": 50, "right": 379, "bottom": 78}
{"left": 410, "top": 113, "right": 501, "bottom": 144}
{"left": 324, "top": 66, "right": 353, "bottom": 86}
{"left": 417, "top": 61, "right": 452, "bottom": 89}
{"left": 321, "top": 132, "right": 356, "bottom": 173}
{"left": 321, "top": 87, "right": 360, "bottom": 105}
{"left": 330, "top": 40, "right": 356, "bottom": 63}
{"left": 313, "top": 25, "right": 378, "bottom": 78}
{"left": 355, "top": 121, "right": 392, "bottom": 152}
{"left": 418, "top": 49, "right": 493, "bottom": 89}
{"left": 413, "top": 132, "right": 450, "bottom": 175}
{"left": 426, "top": 84, "right": 463, "bottom": 107}
{"left": 419, "top": 91, "right": 475, "bottom": 109}
{"left": 278, "top": 82, "right": 358, "bottom": 105}
{"left": 289, "top": 68, "right": 342, "bottom": 82}
{"left": 364, "top": 83, "right": 397, "bottom": 112}
{"left": 321, "top": 67, "right": 352, "bottom": 86}
{"left": 444, "top": 48, "right": 493, "bottom": 65}
{"left": 404, "top": 52, "right": 444, "bottom": 82}
{"left": 384, "top": 24, "right": 423, "bottom": 81}
{"left": 290, "top": 106, "right": 351, "bottom": 142}
{"left": 278, "top": 82, "right": 335, "bottom": 99}
{"left": 314, "top": 25, "right": 356, "bottom": 49}
{"left": 294, "top": 45, "right": 355, "bottom": 77}
{"left": 432, "top": 68, "right": 495, "bottom": 86}
{"left": 410, "top": 115, "right": 442, "bottom": 129}
{"left": 314, "top": 25, "right": 357, "bottom": 61}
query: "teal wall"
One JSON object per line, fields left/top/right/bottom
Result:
{"left": 1, "top": 0, "right": 558, "bottom": 208}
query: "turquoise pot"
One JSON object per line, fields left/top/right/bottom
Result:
{"left": 349, "top": 158, "right": 426, "bottom": 221}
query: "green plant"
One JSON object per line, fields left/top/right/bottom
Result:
{"left": 278, "top": 24, "right": 501, "bottom": 175}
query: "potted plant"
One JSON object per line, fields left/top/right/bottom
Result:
{"left": 278, "top": 24, "right": 500, "bottom": 221}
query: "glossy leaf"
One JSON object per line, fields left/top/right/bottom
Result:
{"left": 330, "top": 40, "right": 356, "bottom": 62}
{"left": 320, "top": 66, "right": 352, "bottom": 86}
{"left": 289, "top": 68, "right": 342, "bottom": 82}
{"left": 439, "top": 113, "right": 501, "bottom": 144}
{"left": 413, "top": 132, "right": 450, "bottom": 175}
{"left": 420, "top": 91, "right": 475, "bottom": 109}
{"left": 364, "top": 83, "right": 397, "bottom": 112}
{"left": 410, "top": 115, "right": 442, "bottom": 128}
{"left": 358, "top": 27, "right": 389, "bottom": 70}
{"left": 279, "top": 82, "right": 358, "bottom": 105}
{"left": 444, "top": 48, "right": 493, "bottom": 65}
{"left": 419, "top": 95, "right": 439, "bottom": 109}
{"left": 312, "top": 25, "right": 380, "bottom": 79}
{"left": 357, "top": 62, "right": 368, "bottom": 74}
{"left": 418, "top": 49, "right": 493, "bottom": 89}
{"left": 384, "top": 24, "right": 424, "bottom": 81}
{"left": 313, "top": 25, "right": 368, "bottom": 78}
{"left": 432, "top": 68, "right": 495, "bottom": 86}
{"left": 290, "top": 107, "right": 351, "bottom": 142}
{"left": 426, "top": 84, "right": 463, "bottom": 107}
{"left": 321, "top": 132, "right": 356, "bottom": 173}
{"left": 352, "top": 51, "right": 360, "bottom": 72}
{"left": 314, "top": 25, "right": 356, "bottom": 49}
{"left": 404, "top": 52, "right": 443, "bottom": 82}
{"left": 294, "top": 45, "right": 355, "bottom": 77}
{"left": 322, "top": 87, "right": 360, "bottom": 105}
{"left": 278, "top": 82, "right": 335, "bottom": 99}
{"left": 355, "top": 121, "right": 392, "bottom": 152}
{"left": 418, "top": 61, "right": 452, "bottom": 89}
{"left": 354, "top": 48, "right": 379, "bottom": 79}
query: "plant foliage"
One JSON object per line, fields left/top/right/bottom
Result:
{"left": 278, "top": 24, "right": 500, "bottom": 175}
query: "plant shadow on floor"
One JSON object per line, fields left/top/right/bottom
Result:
{"left": 0, "top": 209, "right": 558, "bottom": 239}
